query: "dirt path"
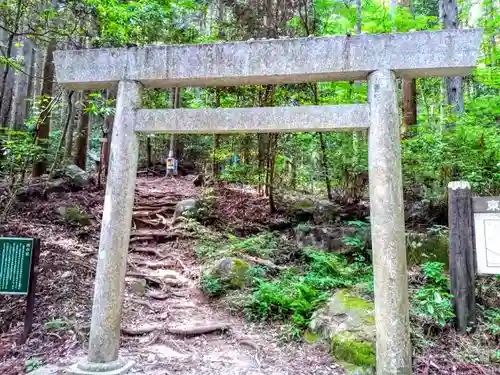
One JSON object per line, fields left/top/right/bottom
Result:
{"left": 2, "top": 176, "right": 338, "bottom": 375}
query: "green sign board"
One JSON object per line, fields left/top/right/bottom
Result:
{"left": 0, "top": 238, "right": 34, "bottom": 295}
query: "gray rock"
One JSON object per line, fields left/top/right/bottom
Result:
{"left": 64, "top": 165, "right": 90, "bottom": 187}
{"left": 295, "top": 225, "right": 358, "bottom": 253}
{"left": 172, "top": 198, "right": 198, "bottom": 223}
{"left": 210, "top": 258, "right": 250, "bottom": 289}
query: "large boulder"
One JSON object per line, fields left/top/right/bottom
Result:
{"left": 64, "top": 164, "right": 90, "bottom": 187}
{"left": 172, "top": 199, "right": 198, "bottom": 223}
{"left": 290, "top": 199, "right": 340, "bottom": 224}
{"left": 309, "top": 289, "right": 376, "bottom": 374}
{"left": 295, "top": 224, "right": 355, "bottom": 253}
{"left": 314, "top": 200, "right": 341, "bottom": 223}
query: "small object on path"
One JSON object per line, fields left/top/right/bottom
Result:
{"left": 193, "top": 174, "right": 204, "bottom": 187}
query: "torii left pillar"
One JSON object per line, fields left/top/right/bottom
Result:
{"left": 69, "top": 81, "right": 142, "bottom": 374}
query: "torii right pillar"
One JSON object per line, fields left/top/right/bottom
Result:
{"left": 368, "top": 69, "right": 411, "bottom": 374}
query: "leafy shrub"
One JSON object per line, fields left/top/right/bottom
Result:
{"left": 244, "top": 249, "right": 372, "bottom": 331}
{"left": 229, "top": 231, "right": 278, "bottom": 259}
{"left": 411, "top": 262, "right": 455, "bottom": 328}
{"left": 200, "top": 272, "right": 224, "bottom": 297}
{"left": 484, "top": 308, "right": 500, "bottom": 337}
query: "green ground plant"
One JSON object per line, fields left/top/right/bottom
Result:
{"left": 411, "top": 262, "right": 455, "bottom": 328}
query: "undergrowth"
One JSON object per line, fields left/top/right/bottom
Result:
{"left": 244, "top": 248, "right": 373, "bottom": 331}
{"left": 197, "top": 230, "right": 373, "bottom": 332}
{"left": 197, "top": 227, "right": 500, "bottom": 367}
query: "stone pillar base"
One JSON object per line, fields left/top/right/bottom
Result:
{"left": 67, "top": 358, "right": 134, "bottom": 375}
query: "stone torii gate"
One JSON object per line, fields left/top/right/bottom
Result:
{"left": 53, "top": 29, "right": 482, "bottom": 375}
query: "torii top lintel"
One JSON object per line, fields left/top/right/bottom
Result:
{"left": 54, "top": 29, "right": 483, "bottom": 90}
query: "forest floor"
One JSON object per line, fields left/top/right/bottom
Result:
{"left": 1, "top": 174, "right": 499, "bottom": 375}
{"left": 0, "top": 175, "right": 339, "bottom": 375}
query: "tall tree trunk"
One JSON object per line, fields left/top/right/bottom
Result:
{"left": 268, "top": 133, "right": 278, "bottom": 213}
{"left": 313, "top": 83, "right": 332, "bottom": 201}
{"left": 32, "top": 40, "right": 57, "bottom": 177}
{"left": 49, "top": 90, "right": 74, "bottom": 176}
{"left": 441, "top": 0, "right": 463, "bottom": 116}
{"left": 212, "top": 0, "right": 224, "bottom": 179}
{"left": 74, "top": 90, "right": 90, "bottom": 169}
{"left": 213, "top": 88, "right": 221, "bottom": 179}
{"left": 402, "top": 78, "right": 417, "bottom": 131}
{"left": 0, "top": 0, "right": 22, "bottom": 126}
{"left": 489, "top": 0, "right": 497, "bottom": 66}
{"left": 64, "top": 91, "right": 79, "bottom": 161}
{"left": 102, "top": 89, "right": 116, "bottom": 176}
{"left": 396, "top": 0, "right": 418, "bottom": 135}
{"left": 73, "top": 39, "right": 92, "bottom": 170}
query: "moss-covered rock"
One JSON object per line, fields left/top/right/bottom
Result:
{"left": 57, "top": 205, "right": 91, "bottom": 226}
{"left": 406, "top": 229, "right": 449, "bottom": 266}
{"left": 309, "top": 289, "right": 375, "bottom": 374}
{"left": 210, "top": 257, "right": 250, "bottom": 289}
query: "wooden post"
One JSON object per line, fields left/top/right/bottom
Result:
{"left": 448, "top": 181, "right": 476, "bottom": 333}
{"left": 19, "top": 238, "right": 41, "bottom": 345}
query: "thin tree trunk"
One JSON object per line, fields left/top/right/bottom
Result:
{"left": 396, "top": 0, "right": 418, "bottom": 135}
{"left": 213, "top": 88, "right": 221, "bottom": 179}
{"left": 102, "top": 89, "right": 116, "bottom": 176}
{"left": 0, "top": 0, "right": 22, "bottom": 125}
{"left": 402, "top": 78, "right": 417, "bottom": 130}
{"left": 440, "top": 0, "right": 463, "bottom": 117}
{"left": 64, "top": 91, "right": 78, "bottom": 161}
{"left": 74, "top": 90, "right": 90, "bottom": 170}
{"left": 32, "top": 39, "right": 57, "bottom": 177}
{"left": 313, "top": 83, "right": 332, "bottom": 201}
{"left": 268, "top": 133, "right": 278, "bottom": 213}
{"left": 49, "top": 90, "right": 74, "bottom": 177}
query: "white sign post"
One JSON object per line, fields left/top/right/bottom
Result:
{"left": 473, "top": 197, "right": 500, "bottom": 275}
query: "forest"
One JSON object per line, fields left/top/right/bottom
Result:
{"left": 0, "top": 0, "right": 499, "bottom": 374}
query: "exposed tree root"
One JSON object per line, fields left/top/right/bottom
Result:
{"left": 130, "top": 298, "right": 156, "bottom": 311}
{"left": 122, "top": 322, "right": 231, "bottom": 337}
{"left": 129, "top": 247, "right": 167, "bottom": 258}
{"left": 132, "top": 207, "right": 174, "bottom": 219}
{"left": 131, "top": 259, "right": 176, "bottom": 269}
{"left": 130, "top": 229, "right": 186, "bottom": 242}
{"left": 239, "top": 254, "right": 286, "bottom": 270}
{"left": 146, "top": 291, "right": 170, "bottom": 300}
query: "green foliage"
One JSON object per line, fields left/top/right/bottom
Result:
{"left": 403, "top": 118, "right": 500, "bottom": 197}
{"left": 484, "top": 308, "right": 500, "bottom": 337}
{"left": 84, "top": 0, "right": 202, "bottom": 47}
{"left": 244, "top": 249, "right": 372, "bottom": 331}
{"left": 25, "top": 358, "right": 43, "bottom": 373}
{"left": 196, "top": 231, "right": 284, "bottom": 261}
{"left": 201, "top": 272, "right": 224, "bottom": 297}
{"left": 0, "top": 129, "right": 45, "bottom": 179}
{"left": 343, "top": 219, "right": 370, "bottom": 252}
{"left": 331, "top": 332, "right": 376, "bottom": 367}
{"left": 411, "top": 262, "right": 455, "bottom": 327}
{"left": 44, "top": 318, "right": 68, "bottom": 330}
{"left": 58, "top": 205, "right": 91, "bottom": 227}
{"left": 229, "top": 232, "right": 278, "bottom": 259}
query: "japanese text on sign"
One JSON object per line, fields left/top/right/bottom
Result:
{"left": 0, "top": 238, "right": 34, "bottom": 295}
